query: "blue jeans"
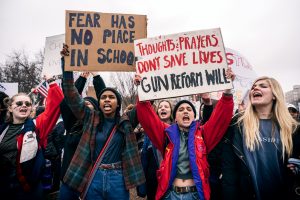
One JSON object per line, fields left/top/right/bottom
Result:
{"left": 86, "top": 169, "right": 129, "bottom": 200}
{"left": 163, "top": 190, "right": 200, "bottom": 200}
{"left": 59, "top": 182, "right": 80, "bottom": 200}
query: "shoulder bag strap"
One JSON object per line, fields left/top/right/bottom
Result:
{"left": 80, "top": 125, "right": 117, "bottom": 199}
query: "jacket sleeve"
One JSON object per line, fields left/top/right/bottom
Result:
{"left": 202, "top": 104, "right": 214, "bottom": 124}
{"left": 36, "top": 83, "right": 64, "bottom": 148}
{"left": 93, "top": 75, "right": 106, "bottom": 99}
{"left": 136, "top": 99, "right": 169, "bottom": 154}
{"left": 221, "top": 123, "right": 239, "bottom": 200}
{"left": 61, "top": 57, "right": 90, "bottom": 120}
{"left": 202, "top": 93, "right": 233, "bottom": 153}
{"left": 52, "top": 120, "right": 65, "bottom": 153}
{"left": 123, "top": 106, "right": 139, "bottom": 129}
{"left": 74, "top": 76, "right": 87, "bottom": 95}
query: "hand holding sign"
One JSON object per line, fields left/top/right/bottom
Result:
{"left": 65, "top": 11, "right": 147, "bottom": 72}
{"left": 134, "top": 28, "right": 233, "bottom": 101}
{"left": 225, "top": 67, "right": 235, "bottom": 80}
{"left": 60, "top": 44, "right": 70, "bottom": 57}
{"left": 134, "top": 74, "right": 142, "bottom": 86}
{"left": 224, "top": 67, "right": 235, "bottom": 94}
{"left": 80, "top": 72, "right": 90, "bottom": 78}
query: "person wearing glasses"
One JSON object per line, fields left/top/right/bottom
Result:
{"left": 0, "top": 79, "right": 63, "bottom": 199}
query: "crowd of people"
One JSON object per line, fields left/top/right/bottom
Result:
{"left": 0, "top": 44, "right": 299, "bottom": 200}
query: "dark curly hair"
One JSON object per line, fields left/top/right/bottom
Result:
{"left": 0, "top": 91, "right": 9, "bottom": 124}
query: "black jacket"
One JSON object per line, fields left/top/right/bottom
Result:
{"left": 289, "top": 126, "right": 300, "bottom": 199}
{"left": 222, "top": 116, "right": 290, "bottom": 200}
{"left": 221, "top": 117, "right": 256, "bottom": 200}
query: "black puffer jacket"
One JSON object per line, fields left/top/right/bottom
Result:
{"left": 221, "top": 116, "right": 290, "bottom": 200}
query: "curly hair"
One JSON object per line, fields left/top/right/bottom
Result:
{"left": 0, "top": 91, "right": 9, "bottom": 124}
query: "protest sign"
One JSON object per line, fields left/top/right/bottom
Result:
{"left": 0, "top": 83, "right": 18, "bottom": 97}
{"left": 134, "top": 28, "right": 232, "bottom": 101}
{"left": 42, "top": 34, "right": 65, "bottom": 77}
{"left": 210, "top": 48, "right": 257, "bottom": 110}
{"left": 65, "top": 11, "right": 147, "bottom": 72}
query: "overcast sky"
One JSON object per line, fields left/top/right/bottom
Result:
{"left": 1, "top": 0, "right": 299, "bottom": 92}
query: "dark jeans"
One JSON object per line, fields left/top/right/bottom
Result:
{"left": 86, "top": 169, "right": 129, "bottom": 200}
{"left": 163, "top": 190, "right": 200, "bottom": 200}
{"left": 59, "top": 182, "right": 80, "bottom": 200}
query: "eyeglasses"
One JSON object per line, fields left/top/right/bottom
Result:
{"left": 14, "top": 101, "right": 32, "bottom": 107}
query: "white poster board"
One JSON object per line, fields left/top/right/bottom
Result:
{"left": 210, "top": 48, "right": 257, "bottom": 110}
{"left": 42, "top": 34, "right": 65, "bottom": 77}
{"left": 0, "top": 83, "right": 18, "bottom": 97}
{"left": 134, "top": 28, "right": 232, "bottom": 101}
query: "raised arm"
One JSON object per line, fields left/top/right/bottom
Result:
{"left": 61, "top": 56, "right": 89, "bottom": 120}
{"left": 134, "top": 74, "right": 169, "bottom": 153}
{"left": 92, "top": 72, "right": 106, "bottom": 98}
{"left": 123, "top": 105, "right": 139, "bottom": 130}
{"left": 136, "top": 99, "right": 169, "bottom": 154}
{"left": 75, "top": 72, "right": 88, "bottom": 95}
{"left": 200, "top": 93, "right": 213, "bottom": 124}
{"left": 201, "top": 67, "right": 235, "bottom": 152}
{"left": 36, "top": 81, "right": 64, "bottom": 148}
{"left": 202, "top": 93, "right": 233, "bottom": 153}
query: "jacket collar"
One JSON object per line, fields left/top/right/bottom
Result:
{"left": 166, "top": 121, "right": 197, "bottom": 141}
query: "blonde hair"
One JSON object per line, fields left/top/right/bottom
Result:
{"left": 5, "top": 93, "right": 32, "bottom": 123}
{"left": 238, "top": 76, "right": 298, "bottom": 158}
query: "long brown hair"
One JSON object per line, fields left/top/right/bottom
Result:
{"left": 156, "top": 100, "right": 174, "bottom": 124}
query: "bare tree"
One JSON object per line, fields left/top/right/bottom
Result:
{"left": 0, "top": 49, "right": 44, "bottom": 93}
{"left": 110, "top": 72, "right": 137, "bottom": 109}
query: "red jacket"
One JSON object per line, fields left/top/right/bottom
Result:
{"left": 137, "top": 94, "right": 233, "bottom": 200}
{"left": 0, "top": 83, "right": 63, "bottom": 192}
{"left": 17, "top": 83, "right": 63, "bottom": 190}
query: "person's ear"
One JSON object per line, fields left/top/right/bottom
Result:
{"left": 8, "top": 105, "right": 13, "bottom": 113}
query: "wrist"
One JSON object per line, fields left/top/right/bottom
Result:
{"left": 224, "top": 87, "right": 234, "bottom": 94}
{"left": 202, "top": 99, "right": 212, "bottom": 105}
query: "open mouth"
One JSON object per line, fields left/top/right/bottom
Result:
{"left": 160, "top": 111, "right": 167, "bottom": 117}
{"left": 19, "top": 108, "right": 28, "bottom": 114}
{"left": 253, "top": 92, "right": 262, "bottom": 98}
{"left": 103, "top": 104, "right": 112, "bottom": 111}
{"left": 183, "top": 116, "right": 190, "bottom": 122}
